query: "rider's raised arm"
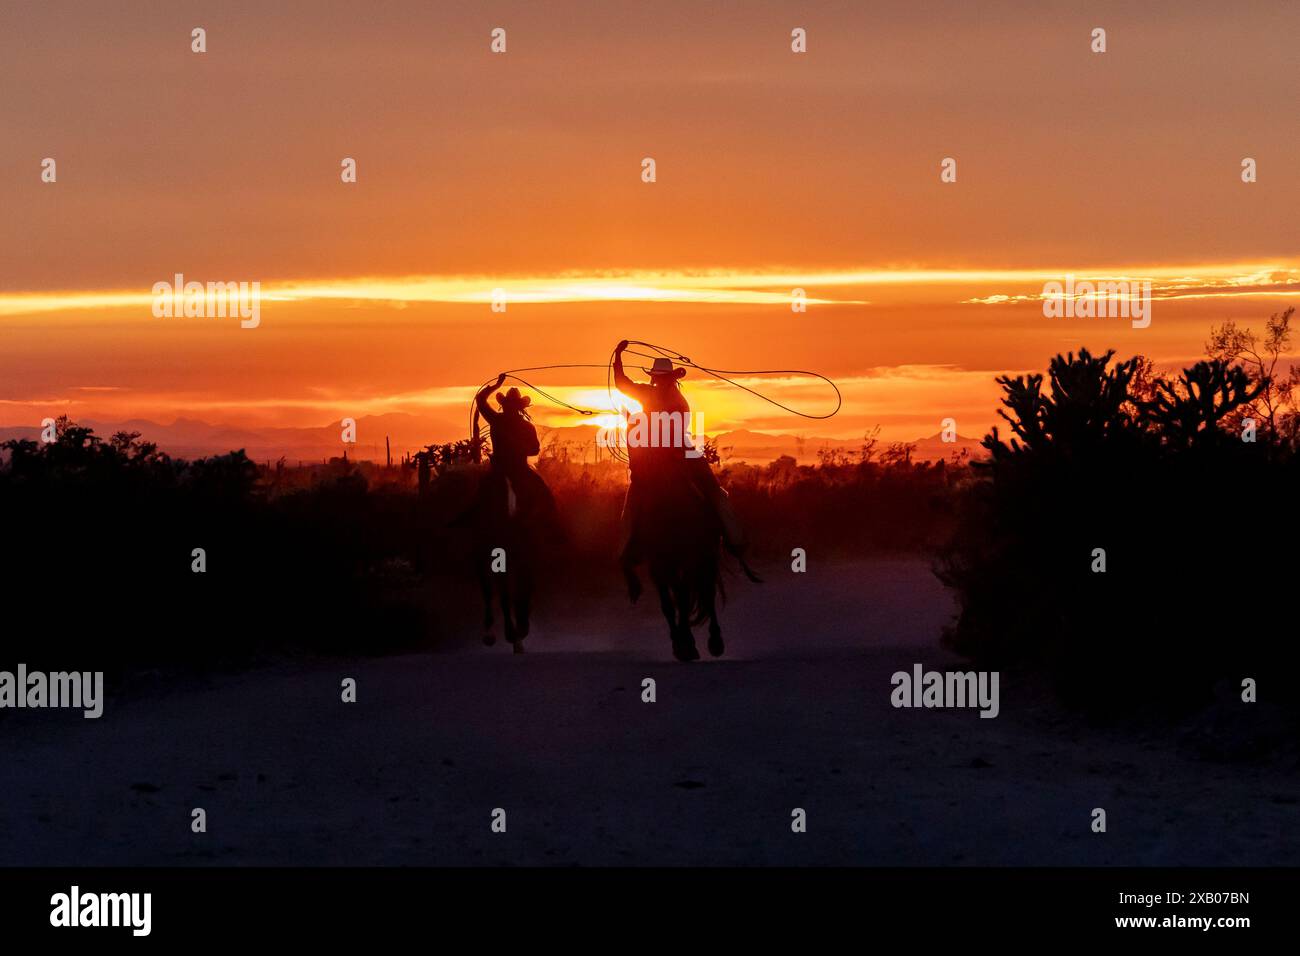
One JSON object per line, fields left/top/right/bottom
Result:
{"left": 613, "top": 348, "right": 651, "bottom": 402}
{"left": 475, "top": 381, "right": 501, "bottom": 423}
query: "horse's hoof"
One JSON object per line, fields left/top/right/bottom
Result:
{"left": 672, "top": 639, "right": 699, "bottom": 662}
{"left": 512, "top": 641, "right": 526, "bottom": 655}
{"left": 707, "top": 634, "right": 724, "bottom": 657}
{"left": 482, "top": 632, "right": 496, "bottom": 647}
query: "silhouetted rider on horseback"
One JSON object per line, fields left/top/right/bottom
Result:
{"left": 465, "top": 374, "right": 558, "bottom": 653}
{"left": 613, "top": 340, "right": 745, "bottom": 601}
{"left": 472, "top": 373, "right": 556, "bottom": 523}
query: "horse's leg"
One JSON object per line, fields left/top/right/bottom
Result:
{"left": 499, "top": 559, "right": 517, "bottom": 648}
{"left": 478, "top": 550, "right": 496, "bottom": 646}
{"left": 513, "top": 551, "right": 532, "bottom": 650}
{"left": 655, "top": 572, "right": 675, "bottom": 641}
{"left": 655, "top": 571, "right": 690, "bottom": 662}
{"left": 671, "top": 576, "right": 699, "bottom": 662}
{"left": 702, "top": 559, "right": 723, "bottom": 658}
{"left": 622, "top": 559, "right": 642, "bottom": 604}
{"left": 619, "top": 485, "right": 642, "bottom": 603}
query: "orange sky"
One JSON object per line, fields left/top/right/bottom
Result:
{"left": 2, "top": 1, "right": 1298, "bottom": 448}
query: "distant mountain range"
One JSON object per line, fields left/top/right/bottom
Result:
{"left": 0, "top": 414, "right": 986, "bottom": 465}
{"left": 0, "top": 414, "right": 460, "bottom": 465}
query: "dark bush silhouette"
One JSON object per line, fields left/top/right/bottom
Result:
{"left": 0, "top": 418, "right": 429, "bottom": 677}
{"left": 937, "top": 344, "right": 1297, "bottom": 714}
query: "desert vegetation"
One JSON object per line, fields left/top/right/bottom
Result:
{"left": 938, "top": 310, "right": 1299, "bottom": 715}
{"left": 0, "top": 415, "right": 963, "bottom": 676}
{"left": 4, "top": 311, "right": 1294, "bottom": 720}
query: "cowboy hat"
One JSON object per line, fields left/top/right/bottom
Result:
{"left": 496, "top": 387, "right": 532, "bottom": 411}
{"left": 648, "top": 357, "right": 687, "bottom": 379}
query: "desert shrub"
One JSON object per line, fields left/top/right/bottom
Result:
{"left": 0, "top": 421, "right": 429, "bottom": 675}
{"left": 723, "top": 454, "right": 962, "bottom": 558}
{"left": 937, "top": 346, "right": 1299, "bottom": 713}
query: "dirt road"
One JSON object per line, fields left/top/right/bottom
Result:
{"left": 1, "top": 559, "right": 1294, "bottom": 865}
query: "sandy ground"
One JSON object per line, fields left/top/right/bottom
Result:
{"left": 1, "top": 557, "right": 1295, "bottom": 866}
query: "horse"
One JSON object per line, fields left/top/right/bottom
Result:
{"left": 471, "top": 471, "right": 543, "bottom": 653}
{"left": 631, "top": 469, "right": 756, "bottom": 662}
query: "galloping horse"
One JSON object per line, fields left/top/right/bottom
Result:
{"left": 467, "top": 377, "right": 554, "bottom": 653}
{"left": 472, "top": 471, "right": 541, "bottom": 652}
{"left": 632, "top": 468, "right": 758, "bottom": 662}
{"left": 612, "top": 341, "right": 758, "bottom": 661}
{"left": 645, "top": 476, "right": 720, "bottom": 661}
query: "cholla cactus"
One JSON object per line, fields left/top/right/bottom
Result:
{"left": 984, "top": 348, "right": 1143, "bottom": 459}
{"left": 1143, "top": 359, "right": 1263, "bottom": 448}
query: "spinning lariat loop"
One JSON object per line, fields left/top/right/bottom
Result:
{"left": 616, "top": 340, "right": 843, "bottom": 421}
{"left": 469, "top": 345, "right": 841, "bottom": 459}
{"left": 469, "top": 364, "right": 607, "bottom": 454}
{"left": 482, "top": 366, "right": 605, "bottom": 417}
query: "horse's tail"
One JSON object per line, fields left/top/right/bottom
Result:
{"left": 687, "top": 540, "right": 752, "bottom": 627}
{"left": 691, "top": 553, "right": 757, "bottom": 626}
{"left": 688, "top": 569, "right": 720, "bottom": 627}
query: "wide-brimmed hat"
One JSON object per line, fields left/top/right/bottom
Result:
{"left": 496, "top": 387, "right": 531, "bottom": 411}
{"left": 649, "top": 357, "right": 687, "bottom": 379}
